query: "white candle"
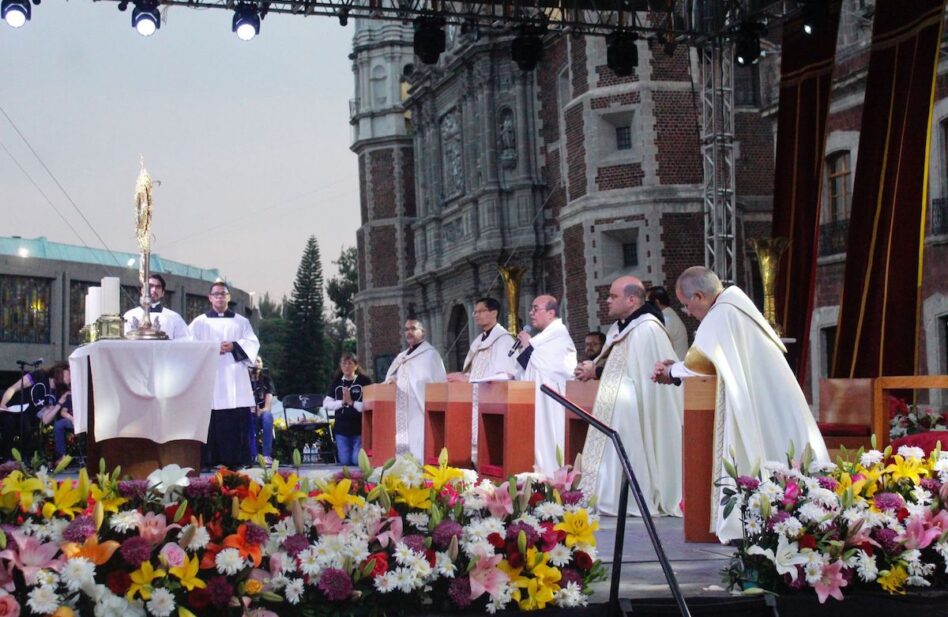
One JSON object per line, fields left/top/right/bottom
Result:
{"left": 101, "top": 277, "right": 120, "bottom": 315}
{"left": 87, "top": 287, "right": 102, "bottom": 324}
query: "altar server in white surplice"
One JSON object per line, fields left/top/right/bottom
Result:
{"left": 575, "top": 276, "right": 683, "bottom": 517}
{"left": 189, "top": 282, "right": 260, "bottom": 468}
{"left": 446, "top": 297, "right": 517, "bottom": 463}
{"left": 123, "top": 274, "right": 190, "bottom": 340}
{"left": 514, "top": 295, "right": 577, "bottom": 476}
{"left": 652, "top": 266, "right": 829, "bottom": 542}
{"left": 384, "top": 319, "right": 447, "bottom": 461}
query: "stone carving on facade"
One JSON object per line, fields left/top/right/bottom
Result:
{"left": 441, "top": 109, "right": 464, "bottom": 197}
{"left": 499, "top": 108, "right": 517, "bottom": 169}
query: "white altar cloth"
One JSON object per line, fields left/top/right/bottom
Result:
{"left": 69, "top": 340, "right": 218, "bottom": 443}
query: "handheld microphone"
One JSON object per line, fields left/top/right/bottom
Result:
{"left": 508, "top": 326, "right": 534, "bottom": 357}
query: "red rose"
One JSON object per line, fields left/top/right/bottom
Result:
{"left": 362, "top": 552, "right": 389, "bottom": 578}
{"left": 529, "top": 491, "right": 545, "bottom": 507}
{"left": 897, "top": 507, "right": 909, "bottom": 522}
{"left": 165, "top": 503, "right": 193, "bottom": 523}
{"left": 798, "top": 534, "right": 817, "bottom": 550}
{"left": 573, "top": 551, "right": 593, "bottom": 571}
{"left": 106, "top": 570, "right": 131, "bottom": 596}
{"left": 188, "top": 588, "right": 211, "bottom": 610}
{"left": 487, "top": 532, "right": 506, "bottom": 550}
{"left": 508, "top": 551, "right": 524, "bottom": 569}
{"left": 425, "top": 549, "right": 437, "bottom": 568}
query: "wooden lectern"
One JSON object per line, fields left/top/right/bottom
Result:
{"left": 477, "top": 381, "right": 536, "bottom": 479}
{"left": 424, "top": 383, "right": 474, "bottom": 468}
{"left": 564, "top": 381, "right": 598, "bottom": 465}
{"left": 362, "top": 384, "right": 398, "bottom": 467}
{"left": 683, "top": 376, "right": 719, "bottom": 543}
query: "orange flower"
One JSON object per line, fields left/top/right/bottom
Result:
{"left": 199, "top": 542, "right": 223, "bottom": 570}
{"left": 223, "top": 524, "right": 263, "bottom": 567}
{"left": 61, "top": 535, "right": 121, "bottom": 566}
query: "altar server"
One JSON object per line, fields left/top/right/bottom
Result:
{"left": 123, "top": 274, "right": 190, "bottom": 340}
{"left": 576, "top": 276, "right": 683, "bottom": 516}
{"left": 189, "top": 281, "right": 260, "bottom": 468}
{"left": 384, "top": 319, "right": 446, "bottom": 461}
{"left": 514, "top": 295, "right": 577, "bottom": 475}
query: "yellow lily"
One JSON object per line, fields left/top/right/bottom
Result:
{"left": 554, "top": 509, "right": 599, "bottom": 548}
{"left": 41, "top": 478, "right": 84, "bottom": 520}
{"left": 169, "top": 554, "right": 206, "bottom": 591}
{"left": 237, "top": 483, "right": 280, "bottom": 526}
{"left": 315, "top": 479, "right": 365, "bottom": 519}
{"left": 423, "top": 462, "right": 464, "bottom": 492}
{"left": 395, "top": 485, "right": 432, "bottom": 510}
{"left": 270, "top": 472, "right": 306, "bottom": 505}
{"left": 1, "top": 470, "right": 44, "bottom": 512}
{"left": 851, "top": 466, "right": 882, "bottom": 498}
{"left": 89, "top": 483, "right": 127, "bottom": 514}
{"left": 380, "top": 474, "right": 403, "bottom": 495}
{"left": 878, "top": 564, "right": 908, "bottom": 595}
{"left": 884, "top": 455, "right": 928, "bottom": 485}
{"left": 127, "top": 560, "right": 166, "bottom": 601}
{"left": 512, "top": 575, "right": 558, "bottom": 611}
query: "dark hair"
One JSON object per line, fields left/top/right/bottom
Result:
{"left": 149, "top": 274, "right": 167, "bottom": 291}
{"left": 475, "top": 297, "right": 501, "bottom": 313}
{"left": 209, "top": 281, "right": 229, "bottom": 294}
{"left": 646, "top": 286, "right": 671, "bottom": 307}
{"left": 333, "top": 351, "right": 365, "bottom": 381}
{"left": 585, "top": 331, "right": 606, "bottom": 346}
{"left": 48, "top": 362, "right": 70, "bottom": 397}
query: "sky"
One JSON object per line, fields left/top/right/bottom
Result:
{"left": 0, "top": 2, "right": 360, "bottom": 305}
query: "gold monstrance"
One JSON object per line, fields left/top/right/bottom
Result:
{"left": 498, "top": 265, "right": 527, "bottom": 333}
{"left": 747, "top": 236, "right": 789, "bottom": 337}
{"left": 126, "top": 158, "right": 168, "bottom": 340}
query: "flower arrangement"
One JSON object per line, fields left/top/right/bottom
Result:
{"left": 722, "top": 441, "right": 948, "bottom": 603}
{"left": 0, "top": 448, "right": 605, "bottom": 616}
{"left": 887, "top": 396, "right": 948, "bottom": 441}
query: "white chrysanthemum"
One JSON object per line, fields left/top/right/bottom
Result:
{"left": 797, "top": 502, "right": 827, "bottom": 524}
{"left": 412, "top": 554, "right": 434, "bottom": 580}
{"left": 393, "top": 542, "right": 417, "bottom": 566}
{"left": 934, "top": 540, "right": 948, "bottom": 571}
{"left": 27, "top": 585, "right": 60, "bottom": 615}
{"left": 743, "top": 514, "right": 764, "bottom": 536}
{"left": 534, "top": 501, "right": 565, "bottom": 520}
{"left": 37, "top": 518, "right": 69, "bottom": 543}
{"left": 514, "top": 513, "right": 542, "bottom": 531}
{"left": 860, "top": 450, "right": 884, "bottom": 467}
{"left": 906, "top": 552, "right": 936, "bottom": 578}
{"left": 906, "top": 502, "right": 930, "bottom": 519}
{"left": 486, "top": 582, "right": 514, "bottom": 613}
{"left": 547, "top": 543, "right": 572, "bottom": 567}
{"left": 393, "top": 566, "right": 418, "bottom": 592}
{"left": 897, "top": 446, "right": 925, "bottom": 460}
{"left": 463, "top": 495, "right": 487, "bottom": 513}
{"left": 907, "top": 576, "right": 932, "bottom": 587}
{"left": 146, "top": 587, "right": 176, "bottom": 617}
{"left": 461, "top": 469, "right": 479, "bottom": 485}
{"left": 110, "top": 510, "right": 141, "bottom": 533}
{"left": 406, "top": 512, "right": 430, "bottom": 530}
{"left": 911, "top": 485, "right": 933, "bottom": 506}
{"left": 801, "top": 477, "right": 822, "bottom": 493}
{"left": 773, "top": 516, "right": 803, "bottom": 538}
{"left": 179, "top": 524, "right": 210, "bottom": 552}
{"left": 435, "top": 551, "right": 457, "bottom": 577}
{"left": 803, "top": 560, "right": 823, "bottom": 585}
{"left": 215, "top": 547, "right": 245, "bottom": 576}
{"left": 269, "top": 517, "right": 295, "bottom": 544}
{"left": 556, "top": 581, "right": 588, "bottom": 608}
{"left": 745, "top": 494, "right": 762, "bottom": 515}
{"left": 34, "top": 570, "right": 59, "bottom": 588}
{"left": 758, "top": 481, "right": 784, "bottom": 503}
{"left": 854, "top": 550, "right": 878, "bottom": 582}
{"left": 461, "top": 538, "right": 494, "bottom": 558}
{"left": 298, "top": 546, "right": 322, "bottom": 577}
{"left": 762, "top": 460, "right": 790, "bottom": 475}
{"left": 809, "top": 488, "right": 840, "bottom": 510}
{"left": 374, "top": 571, "right": 398, "bottom": 593}
{"left": 61, "top": 557, "right": 96, "bottom": 591}
{"left": 811, "top": 461, "right": 838, "bottom": 474}
{"left": 284, "top": 578, "right": 305, "bottom": 604}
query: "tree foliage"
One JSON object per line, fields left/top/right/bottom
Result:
{"left": 326, "top": 245, "right": 359, "bottom": 322}
{"left": 282, "top": 236, "right": 331, "bottom": 395}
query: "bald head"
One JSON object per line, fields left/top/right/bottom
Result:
{"left": 529, "top": 294, "right": 559, "bottom": 330}
{"left": 607, "top": 275, "right": 646, "bottom": 320}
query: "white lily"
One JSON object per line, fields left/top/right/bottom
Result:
{"left": 746, "top": 534, "right": 808, "bottom": 581}
{"left": 146, "top": 464, "right": 192, "bottom": 494}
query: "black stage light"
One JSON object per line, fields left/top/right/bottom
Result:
{"left": 734, "top": 22, "right": 764, "bottom": 66}
{"left": 337, "top": 6, "right": 349, "bottom": 26}
{"left": 232, "top": 3, "right": 260, "bottom": 41}
{"left": 1, "top": 0, "right": 30, "bottom": 28}
{"left": 117, "top": 0, "right": 128, "bottom": 10}
{"left": 131, "top": 1, "right": 160, "bottom": 36}
{"left": 413, "top": 15, "right": 446, "bottom": 65}
{"left": 606, "top": 30, "right": 639, "bottom": 77}
{"left": 511, "top": 26, "right": 544, "bottom": 71}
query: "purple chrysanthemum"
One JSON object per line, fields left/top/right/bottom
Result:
{"left": 283, "top": 534, "right": 310, "bottom": 557}
{"left": 185, "top": 477, "right": 217, "bottom": 498}
{"left": 448, "top": 576, "right": 472, "bottom": 608}
{"left": 873, "top": 527, "right": 901, "bottom": 554}
{"left": 560, "top": 490, "right": 584, "bottom": 506}
{"left": 736, "top": 476, "right": 760, "bottom": 491}
{"left": 120, "top": 536, "right": 153, "bottom": 567}
{"left": 505, "top": 521, "right": 539, "bottom": 547}
{"left": 921, "top": 478, "right": 941, "bottom": 493}
{"left": 243, "top": 522, "right": 268, "bottom": 546}
{"left": 0, "top": 461, "right": 23, "bottom": 480}
{"left": 817, "top": 476, "right": 839, "bottom": 491}
{"left": 559, "top": 567, "right": 583, "bottom": 589}
{"left": 402, "top": 534, "right": 427, "bottom": 554}
{"left": 318, "top": 567, "right": 354, "bottom": 602}
{"left": 207, "top": 575, "right": 234, "bottom": 608}
{"left": 117, "top": 480, "right": 149, "bottom": 499}
{"left": 873, "top": 492, "right": 904, "bottom": 512}
{"left": 62, "top": 515, "right": 97, "bottom": 543}
{"left": 432, "top": 520, "right": 464, "bottom": 550}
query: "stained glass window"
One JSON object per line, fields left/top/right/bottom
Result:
{"left": 0, "top": 275, "right": 52, "bottom": 344}
{"left": 186, "top": 294, "right": 208, "bottom": 323}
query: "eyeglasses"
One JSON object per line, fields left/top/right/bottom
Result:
{"left": 529, "top": 305, "right": 549, "bottom": 313}
{"left": 472, "top": 308, "right": 489, "bottom": 315}
{"left": 209, "top": 292, "right": 230, "bottom": 297}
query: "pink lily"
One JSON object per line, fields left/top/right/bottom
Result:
{"left": 902, "top": 514, "right": 942, "bottom": 550}
{"left": 0, "top": 530, "right": 64, "bottom": 585}
{"left": 136, "top": 512, "right": 179, "bottom": 545}
{"left": 0, "top": 561, "right": 15, "bottom": 592}
{"left": 782, "top": 481, "right": 801, "bottom": 508}
{"left": 547, "top": 465, "right": 580, "bottom": 494}
{"left": 304, "top": 503, "right": 344, "bottom": 536}
{"left": 480, "top": 481, "right": 514, "bottom": 519}
{"left": 468, "top": 549, "right": 509, "bottom": 600}
{"left": 813, "top": 559, "right": 847, "bottom": 604}
{"left": 376, "top": 516, "right": 404, "bottom": 549}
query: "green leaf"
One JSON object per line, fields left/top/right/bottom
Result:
{"left": 293, "top": 448, "right": 302, "bottom": 469}
{"left": 723, "top": 499, "right": 736, "bottom": 521}
{"left": 11, "top": 448, "right": 21, "bottom": 463}
{"left": 359, "top": 449, "right": 373, "bottom": 477}
{"left": 723, "top": 458, "right": 738, "bottom": 480}
{"left": 173, "top": 499, "right": 189, "bottom": 523}
{"left": 438, "top": 447, "right": 448, "bottom": 468}
{"left": 0, "top": 529, "right": 6, "bottom": 550}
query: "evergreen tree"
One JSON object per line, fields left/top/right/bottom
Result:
{"left": 283, "top": 236, "right": 329, "bottom": 395}
{"left": 257, "top": 292, "right": 281, "bottom": 319}
{"left": 326, "top": 246, "right": 359, "bottom": 322}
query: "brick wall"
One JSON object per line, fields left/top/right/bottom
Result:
{"left": 542, "top": 150, "right": 566, "bottom": 221}
{"left": 570, "top": 37, "right": 588, "bottom": 98}
{"left": 649, "top": 39, "right": 690, "bottom": 82}
{"left": 359, "top": 154, "right": 368, "bottom": 225}
{"left": 565, "top": 104, "right": 587, "bottom": 200}
{"left": 590, "top": 92, "right": 640, "bottom": 109}
{"left": 660, "top": 212, "right": 705, "bottom": 334}
{"left": 538, "top": 37, "right": 568, "bottom": 145}
{"left": 370, "top": 150, "right": 397, "bottom": 219}
{"left": 814, "top": 260, "right": 846, "bottom": 307}
{"left": 596, "top": 163, "right": 644, "bottom": 190}
{"left": 356, "top": 229, "right": 367, "bottom": 289}
{"left": 563, "top": 224, "right": 588, "bottom": 346}
{"left": 595, "top": 64, "right": 638, "bottom": 88}
{"left": 369, "top": 226, "right": 398, "bottom": 288}
{"left": 543, "top": 255, "right": 564, "bottom": 303}
{"left": 368, "top": 304, "right": 402, "bottom": 360}
{"left": 401, "top": 147, "right": 416, "bottom": 217}
{"left": 826, "top": 107, "right": 862, "bottom": 134}
{"left": 595, "top": 284, "right": 610, "bottom": 324}
{"left": 653, "top": 91, "right": 702, "bottom": 184}
{"left": 735, "top": 111, "right": 775, "bottom": 196}
{"left": 355, "top": 307, "right": 365, "bottom": 358}
{"left": 920, "top": 242, "right": 948, "bottom": 374}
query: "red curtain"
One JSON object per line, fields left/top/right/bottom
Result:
{"left": 772, "top": 2, "right": 842, "bottom": 381}
{"left": 831, "top": 0, "right": 947, "bottom": 379}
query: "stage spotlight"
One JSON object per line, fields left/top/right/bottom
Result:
{"left": 606, "top": 30, "right": 639, "bottom": 77}
{"left": 413, "top": 15, "right": 446, "bottom": 65}
{"left": 232, "top": 4, "right": 260, "bottom": 41}
{"left": 734, "top": 22, "right": 764, "bottom": 66}
{"left": 511, "top": 26, "right": 544, "bottom": 71}
{"left": 337, "top": 6, "right": 349, "bottom": 26}
{"left": 131, "top": 1, "right": 160, "bottom": 36}
{"left": 801, "top": 1, "right": 827, "bottom": 36}
{"left": 117, "top": 0, "right": 128, "bottom": 10}
{"left": 2, "top": 0, "right": 31, "bottom": 28}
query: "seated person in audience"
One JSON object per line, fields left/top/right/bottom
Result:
{"left": 40, "top": 390, "right": 74, "bottom": 466}
{"left": 0, "top": 362, "right": 70, "bottom": 462}
{"left": 249, "top": 357, "right": 276, "bottom": 465}
{"left": 323, "top": 352, "right": 373, "bottom": 466}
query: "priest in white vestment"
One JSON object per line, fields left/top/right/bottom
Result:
{"left": 123, "top": 274, "right": 190, "bottom": 340}
{"left": 384, "top": 319, "right": 447, "bottom": 461}
{"left": 514, "top": 295, "right": 577, "bottom": 476}
{"left": 576, "top": 276, "right": 683, "bottom": 517}
{"left": 189, "top": 282, "right": 260, "bottom": 468}
{"left": 446, "top": 297, "right": 517, "bottom": 463}
{"left": 646, "top": 286, "right": 688, "bottom": 360}
{"left": 653, "top": 266, "right": 829, "bottom": 542}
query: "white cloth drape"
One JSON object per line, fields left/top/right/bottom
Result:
{"left": 385, "top": 341, "right": 447, "bottom": 461}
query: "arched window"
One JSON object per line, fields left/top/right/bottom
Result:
{"left": 824, "top": 151, "right": 852, "bottom": 223}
